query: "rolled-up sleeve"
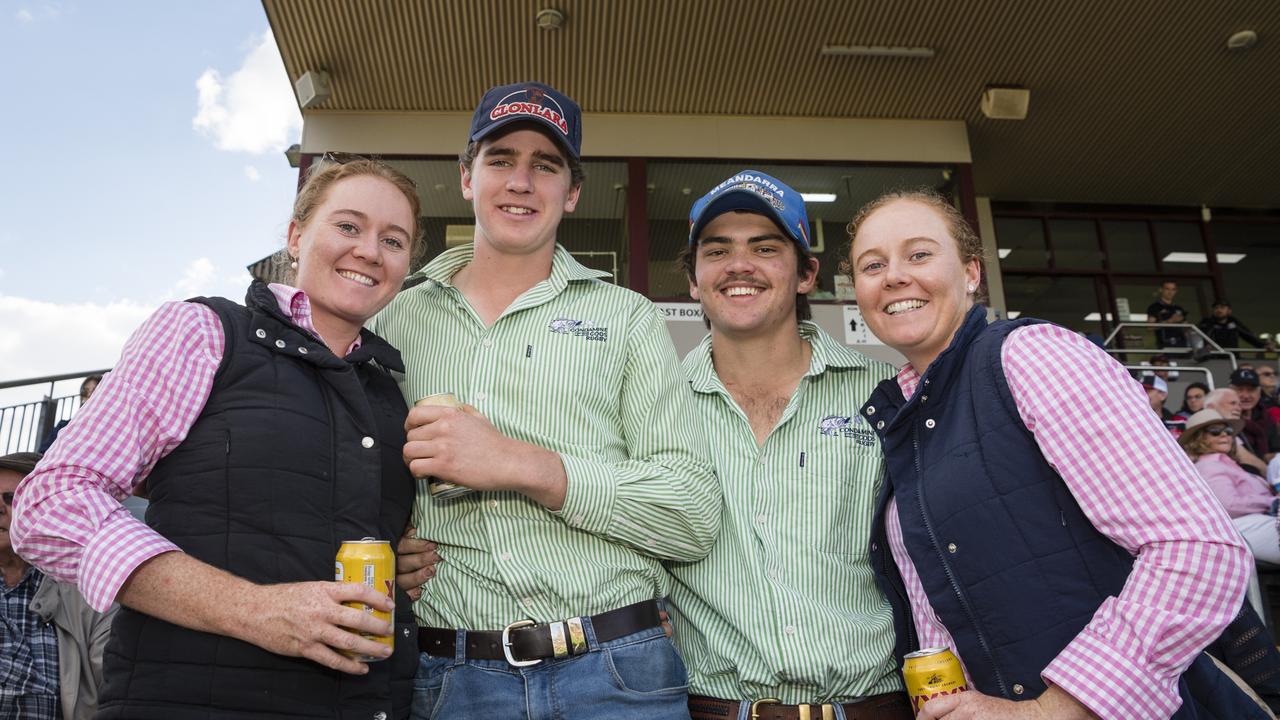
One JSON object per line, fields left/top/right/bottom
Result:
{"left": 11, "top": 301, "right": 224, "bottom": 612}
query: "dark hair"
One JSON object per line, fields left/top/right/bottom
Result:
{"left": 459, "top": 123, "right": 586, "bottom": 187}
{"left": 843, "top": 188, "right": 988, "bottom": 305}
{"left": 80, "top": 374, "right": 103, "bottom": 400}
{"left": 677, "top": 213, "right": 816, "bottom": 328}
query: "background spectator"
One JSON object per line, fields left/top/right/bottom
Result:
{"left": 1233, "top": 368, "right": 1279, "bottom": 462}
{"left": 1259, "top": 364, "right": 1278, "bottom": 412}
{"left": 1143, "top": 375, "right": 1184, "bottom": 435}
{"left": 37, "top": 375, "right": 101, "bottom": 453}
{"left": 1147, "top": 279, "right": 1189, "bottom": 348}
{"left": 1207, "top": 388, "right": 1270, "bottom": 476}
{"left": 1180, "top": 410, "right": 1280, "bottom": 564}
{"left": 1198, "top": 301, "right": 1277, "bottom": 351}
{"left": 1179, "top": 382, "right": 1211, "bottom": 417}
{"left": 1, "top": 452, "right": 116, "bottom": 720}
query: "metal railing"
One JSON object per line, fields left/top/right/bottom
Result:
{"left": 1102, "top": 322, "right": 1237, "bottom": 371}
{"left": 1122, "top": 365, "right": 1215, "bottom": 391}
{"left": 0, "top": 369, "right": 111, "bottom": 455}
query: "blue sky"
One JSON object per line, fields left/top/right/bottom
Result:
{"left": 1, "top": 1, "right": 301, "bottom": 403}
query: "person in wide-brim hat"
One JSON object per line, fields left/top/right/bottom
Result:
{"left": 1179, "top": 409, "right": 1247, "bottom": 455}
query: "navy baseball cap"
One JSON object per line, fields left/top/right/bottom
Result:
{"left": 469, "top": 82, "right": 582, "bottom": 160}
{"left": 1230, "top": 368, "right": 1261, "bottom": 387}
{"left": 688, "top": 170, "right": 811, "bottom": 250}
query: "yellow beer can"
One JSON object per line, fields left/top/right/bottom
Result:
{"left": 414, "top": 392, "right": 474, "bottom": 500}
{"left": 902, "top": 646, "right": 969, "bottom": 714}
{"left": 334, "top": 537, "right": 394, "bottom": 661}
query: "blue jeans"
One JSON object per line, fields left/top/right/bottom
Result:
{"left": 410, "top": 624, "right": 690, "bottom": 720}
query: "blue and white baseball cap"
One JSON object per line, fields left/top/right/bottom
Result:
{"left": 688, "top": 170, "right": 811, "bottom": 249}
{"left": 469, "top": 81, "right": 582, "bottom": 160}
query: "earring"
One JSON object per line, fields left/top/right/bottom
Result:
{"left": 290, "top": 259, "right": 298, "bottom": 270}
{"left": 966, "top": 284, "right": 975, "bottom": 293}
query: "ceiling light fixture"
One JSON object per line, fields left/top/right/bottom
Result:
{"left": 1084, "top": 312, "right": 1149, "bottom": 322}
{"left": 997, "top": 248, "right": 1013, "bottom": 259}
{"left": 1162, "top": 252, "right": 1246, "bottom": 264}
{"left": 1227, "top": 30, "right": 1258, "bottom": 51}
{"left": 980, "top": 85, "right": 1030, "bottom": 120}
{"left": 801, "top": 193, "right": 837, "bottom": 203}
{"left": 536, "top": 8, "right": 565, "bottom": 31}
{"left": 820, "top": 44, "right": 935, "bottom": 58}
{"left": 1006, "top": 311, "right": 1022, "bottom": 319}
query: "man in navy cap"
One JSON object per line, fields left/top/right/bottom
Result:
{"left": 373, "top": 82, "right": 718, "bottom": 719}
{"left": 668, "top": 171, "right": 913, "bottom": 719}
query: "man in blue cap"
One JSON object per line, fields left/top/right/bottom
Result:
{"left": 373, "top": 82, "right": 719, "bottom": 719}
{"left": 669, "top": 171, "right": 913, "bottom": 719}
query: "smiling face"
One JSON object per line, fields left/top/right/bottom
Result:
{"left": 849, "top": 199, "right": 982, "bottom": 371}
{"left": 1234, "top": 383, "right": 1261, "bottom": 411}
{"left": 461, "top": 127, "right": 580, "bottom": 258}
{"left": 1208, "top": 389, "right": 1241, "bottom": 418}
{"left": 690, "top": 211, "right": 817, "bottom": 340}
{"left": 286, "top": 174, "right": 414, "bottom": 338}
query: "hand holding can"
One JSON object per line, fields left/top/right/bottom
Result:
{"left": 903, "top": 646, "right": 969, "bottom": 714}
{"left": 413, "top": 393, "right": 475, "bottom": 500}
{"left": 334, "top": 538, "right": 395, "bottom": 661}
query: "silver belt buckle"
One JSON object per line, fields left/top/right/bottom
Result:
{"left": 501, "top": 619, "right": 543, "bottom": 667}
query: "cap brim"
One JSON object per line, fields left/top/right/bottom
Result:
{"left": 690, "top": 190, "right": 797, "bottom": 246}
{"left": 470, "top": 116, "right": 579, "bottom": 160}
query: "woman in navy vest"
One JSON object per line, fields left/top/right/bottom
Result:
{"left": 13, "top": 158, "right": 425, "bottom": 718}
{"left": 843, "top": 191, "right": 1265, "bottom": 719}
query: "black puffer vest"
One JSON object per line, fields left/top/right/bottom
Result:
{"left": 97, "top": 283, "right": 417, "bottom": 720}
{"left": 865, "top": 305, "right": 1266, "bottom": 718}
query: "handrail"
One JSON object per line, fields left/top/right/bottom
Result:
{"left": 0, "top": 368, "right": 112, "bottom": 392}
{"left": 1102, "top": 323, "right": 1236, "bottom": 370}
{"left": 1122, "top": 365, "right": 1214, "bottom": 391}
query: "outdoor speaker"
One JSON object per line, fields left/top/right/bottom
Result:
{"left": 980, "top": 86, "right": 1030, "bottom": 120}
{"left": 296, "top": 70, "right": 331, "bottom": 110}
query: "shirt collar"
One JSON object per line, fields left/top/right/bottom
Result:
{"left": 266, "top": 282, "right": 362, "bottom": 355}
{"left": 411, "top": 243, "right": 611, "bottom": 290}
{"left": 686, "top": 322, "right": 868, "bottom": 395}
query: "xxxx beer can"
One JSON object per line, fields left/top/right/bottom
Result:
{"left": 334, "top": 538, "right": 394, "bottom": 661}
{"left": 902, "top": 646, "right": 969, "bottom": 714}
{"left": 414, "top": 392, "right": 474, "bottom": 500}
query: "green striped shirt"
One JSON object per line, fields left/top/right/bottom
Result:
{"left": 667, "top": 323, "right": 903, "bottom": 703}
{"left": 371, "top": 243, "right": 720, "bottom": 629}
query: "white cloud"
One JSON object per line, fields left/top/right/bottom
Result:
{"left": 16, "top": 9, "right": 33, "bottom": 22}
{"left": 0, "top": 295, "right": 154, "bottom": 385}
{"left": 193, "top": 31, "right": 301, "bottom": 154}
{"left": 244, "top": 165, "right": 261, "bottom": 182}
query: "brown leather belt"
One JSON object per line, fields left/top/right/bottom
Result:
{"left": 418, "top": 599, "right": 660, "bottom": 665}
{"left": 689, "top": 692, "right": 913, "bottom": 720}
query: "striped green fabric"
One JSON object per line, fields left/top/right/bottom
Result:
{"left": 667, "top": 323, "right": 904, "bottom": 703}
{"left": 370, "top": 243, "right": 720, "bottom": 630}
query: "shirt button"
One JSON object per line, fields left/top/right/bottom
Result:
{"left": 361, "top": 436, "right": 375, "bottom": 449}
{"left": 500, "top": 552, "right": 513, "bottom": 562}
{"left": 784, "top": 625, "right": 797, "bottom": 636}
{"left": 947, "top": 542, "right": 958, "bottom": 554}
{"left": 375, "top": 712, "right": 388, "bottom": 720}
{"left": 756, "top": 514, "right": 768, "bottom": 525}
{"left": 1012, "top": 684, "right": 1024, "bottom": 695}
{"left": 767, "top": 569, "right": 778, "bottom": 580}
{"left": 571, "top": 514, "right": 584, "bottom": 524}
{"left": 876, "top": 420, "right": 885, "bottom": 429}
{"left": 274, "top": 339, "right": 287, "bottom": 349}
{"left": 866, "top": 406, "right": 876, "bottom": 415}
{"left": 522, "top": 597, "right": 534, "bottom": 607}
{"left": 255, "top": 329, "right": 267, "bottom": 339}
{"left": 475, "top": 391, "right": 488, "bottom": 402}
{"left": 482, "top": 338, "right": 493, "bottom": 348}
{"left": 757, "top": 456, "right": 767, "bottom": 465}
{"left": 488, "top": 499, "right": 499, "bottom": 509}
{"left": 298, "top": 346, "right": 309, "bottom": 354}
{"left": 871, "top": 542, "right": 878, "bottom": 552}
{"left": 925, "top": 418, "right": 936, "bottom": 429}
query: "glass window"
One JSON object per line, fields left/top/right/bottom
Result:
{"left": 1100, "top": 220, "right": 1156, "bottom": 272}
{"left": 1153, "top": 221, "right": 1204, "bottom": 266}
{"left": 1048, "top": 219, "right": 1103, "bottom": 270}
{"left": 1001, "top": 275, "right": 1106, "bottom": 336}
{"left": 645, "top": 161, "right": 956, "bottom": 298}
{"left": 1209, "top": 222, "right": 1280, "bottom": 347}
{"left": 992, "top": 217, "right": 1049, "bottom": 269}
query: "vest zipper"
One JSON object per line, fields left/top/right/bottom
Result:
{"left": 913, "top": 422, "right": 1010, "bottom": 698}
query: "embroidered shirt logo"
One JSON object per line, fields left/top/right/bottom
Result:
{"left": 549, "top": 317, "right": 608, "bottom": 342}
{"left": 819, "top": 414, "right": 876, "bottom": 446}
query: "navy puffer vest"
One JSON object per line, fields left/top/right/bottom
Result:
{"left": 864, "top": 305, "right": 1264, "bottom": 718}
{"left": 97, "top": 282, "right": 417, "bottom": 720}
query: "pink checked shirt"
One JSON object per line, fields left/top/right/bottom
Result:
{"left": 10, "top": 285, "right": 361, "bottom": 613}
{"left": 884, "top": 323, "right": 1250, "bottom": 720}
